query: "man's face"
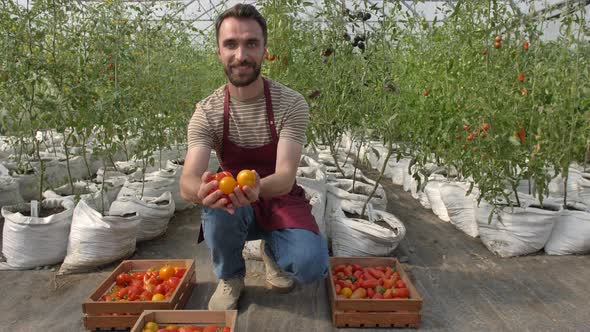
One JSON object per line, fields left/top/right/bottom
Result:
{"left": 217, "top": 17, "right": 265, "bottom": 87}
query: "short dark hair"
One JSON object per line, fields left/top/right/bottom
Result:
{"left": 215, "top": 4, "right": 267, "bottom": 46}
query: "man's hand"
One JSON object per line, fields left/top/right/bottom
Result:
{"left": 227, "top": 170, "right": 261, "bottom": 209}
{"left": 197, "top": 171, "right": 236, "bottom": 214}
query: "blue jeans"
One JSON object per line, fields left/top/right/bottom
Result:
{"left": 201, "top": 205, "right": 329, "bottom": 284}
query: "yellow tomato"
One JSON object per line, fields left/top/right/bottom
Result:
{"left": 236, "top": 170, "right": 256, "bottom": 189}
{"left": 144, "top": 321, "right": 159, "bottom": 332}
{"left": 152, "top": 293, "right": 165, "bottom": 301}
{"left": 340, "top": 287, "right": 353, "bottom": 298}
{"left": 218, "top": 176, "right": 237, "bottom": 195}
{"left": 159, "top": 265, "right": 175, "bottom": 280}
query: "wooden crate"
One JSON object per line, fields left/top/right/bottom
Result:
{"left": 82, "top": 259, "right": 196, "bottom": 330}
{"left": 130, "top": 310, "right": 237, "bottom": 332}
{"left": 328, "top": 257, "right": 423, "bottom": 328}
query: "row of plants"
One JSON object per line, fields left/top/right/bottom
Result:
{"left": 0, "top": 0, "right": 224, "bottom": 202}
{"left": 1, "top": 0, "right": 588, "bottom": 214}
{"left": 260, "top": 0, "right": 589, "bottom": 211}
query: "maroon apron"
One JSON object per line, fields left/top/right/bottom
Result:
{"left": 197, "top": 79, "right": 319, "bottom": 243}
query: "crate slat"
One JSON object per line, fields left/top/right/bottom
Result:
{"left": 130, "top": 310, "right": 237, "bottom": 332}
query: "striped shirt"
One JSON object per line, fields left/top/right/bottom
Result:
{"left": 187, "top": 78, "right": 309, "bottom": 157}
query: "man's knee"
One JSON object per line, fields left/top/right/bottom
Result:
{"left": 285, "top": 236, "right": 329, "bottom": 284}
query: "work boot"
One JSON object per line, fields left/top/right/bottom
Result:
{"left": 260, "top": 240, "right": 295, "bottom": 293}
{"left": 208, "top": 277, "right": 244, "bottom": 310}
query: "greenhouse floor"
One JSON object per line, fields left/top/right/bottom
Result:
{"left": 1, "top": 172, "right": 590, "bottom": 332}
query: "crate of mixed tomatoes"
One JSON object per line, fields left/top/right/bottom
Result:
{"left": 82, "top": 259, "right": 196, "bottom": 330}
{"left": 327, "top": 257, "right": 423, "bottom": 328}
{"left": 131, "top": 310, "right": 237, "bottom": 332}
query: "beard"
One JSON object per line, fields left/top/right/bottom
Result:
{"left": 223, "top": 59, "right": 262, "bottom": 87}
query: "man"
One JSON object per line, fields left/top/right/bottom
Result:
{"left": 180, "top": 4, "right": 329, "bottom": 311}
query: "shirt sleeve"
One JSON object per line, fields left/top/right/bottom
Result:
{"left": 187, "top": 103, "right": 214, "bottom": 150}
{"left": 279, "top": 93, "right": 309, "bottom": 145}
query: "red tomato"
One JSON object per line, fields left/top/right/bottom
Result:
{"left": 118, "top": 287, "right": 130, "bottom": 298}
{"left": 352, "top": 264, "right": 362, "bottom": 272}
{"left": 495, "top": 35, "right": 502, "bottom": 42}
{"left": 383, "top": 278, "right": 395, "bottom": 289}
{"left": 139, "top": 290, "right": 153, "bottom": 301}
{"left": 399, "top": 288, "right": 411, "bottom": 298}
{"left": 493, "top": 41, "right": 501, "bottom": 49}
{"left": 518, "top": 127, "right": 526, "bottom": 142}
{"left": 166, "top": 277, "right": 181, "bottom": 290}
{"left": 222, "top": 327, "right": 231, "bottom": 332}
{"left": 344, "top": 265, "right": 353, "bottom": 276}
{"left": 372, "top": 293, "right": 384, "bottom": 299}
{"left": 360, "top": 279, "right": 378, "bottom": 289}
{"left": 367, "top": 287, "right": 375, "bottom": 298}
{"left": 523, "top": 41, "right": 529, "bottom": 51}
{"left": 214, "top": 171, "right": 233, "bottom": 182}
{"left": 128, "top": 285, "right": 143, "bottom": 298}
{"left": 159, "top": 266, "right": 175, "bottom": 281}
{"left": 236, "top": 170, "right": 256, "bottom": 189}
{"left": 395, "top": 279, "right": 406, "bottom": 289}
{"left": 392, "top": 272, "right": 401, "bottom": 279}
{"left": 518, "top": 72, "right": 525, "bottom": 82}
{"left": 463, "top": 124, "right": 470, "bottom": 131}
{"left": 334, "top": 265, "right": 347, "bottom": 273}
{"left": 203, "top": 325, "right": 219, "bottom": 332}
{"left": 116, "top": 273, "right": 130, "bottom": 286}
{"left": 482, "top": 122, "right": 490, "bottom": 131}
{"left": 335, "top": 283, "right": 342, "bottom": 294}
{"left": 131, "top": 272, "right": 145, "bottom": 280}
{"left": 174, "top": 268, "right": 186, "bottom": 279}
{"left": 392, "top": 288, "right": 410, "bottom": 298}
{"left": 268, "top": 54, "right": 276, "bottom": 61}
{"left": 130, "top": 278, "right": 143, "bottom": 289}
{"left": 154, "top": 283, "right": 169, "bottom": 295}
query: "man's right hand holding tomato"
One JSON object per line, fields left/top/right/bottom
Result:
{"left": 197, "top": 170, "right": 260, "bottom": 215}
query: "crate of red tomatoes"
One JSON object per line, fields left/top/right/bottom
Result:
{"left": 327, "top": 257, "right": 423, "bottom": 328}
{"left": 82, "top": 259, "right": 196, "bottom": 330}
{"left": 130, "top": 310, "right": 237, "bottom": 332}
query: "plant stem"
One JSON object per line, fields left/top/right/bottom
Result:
{"left": 362, "top": 143, "right": 393, "bottom": 217}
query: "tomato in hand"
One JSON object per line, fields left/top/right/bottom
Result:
{"left": 214, "top": 171, "right": 233, "bottom": 182}
{"left": 218, "top": 176, "right": 237, "bottom": 195}
{"left": 236, "top": 170, "right": 256, "bottom": 189}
